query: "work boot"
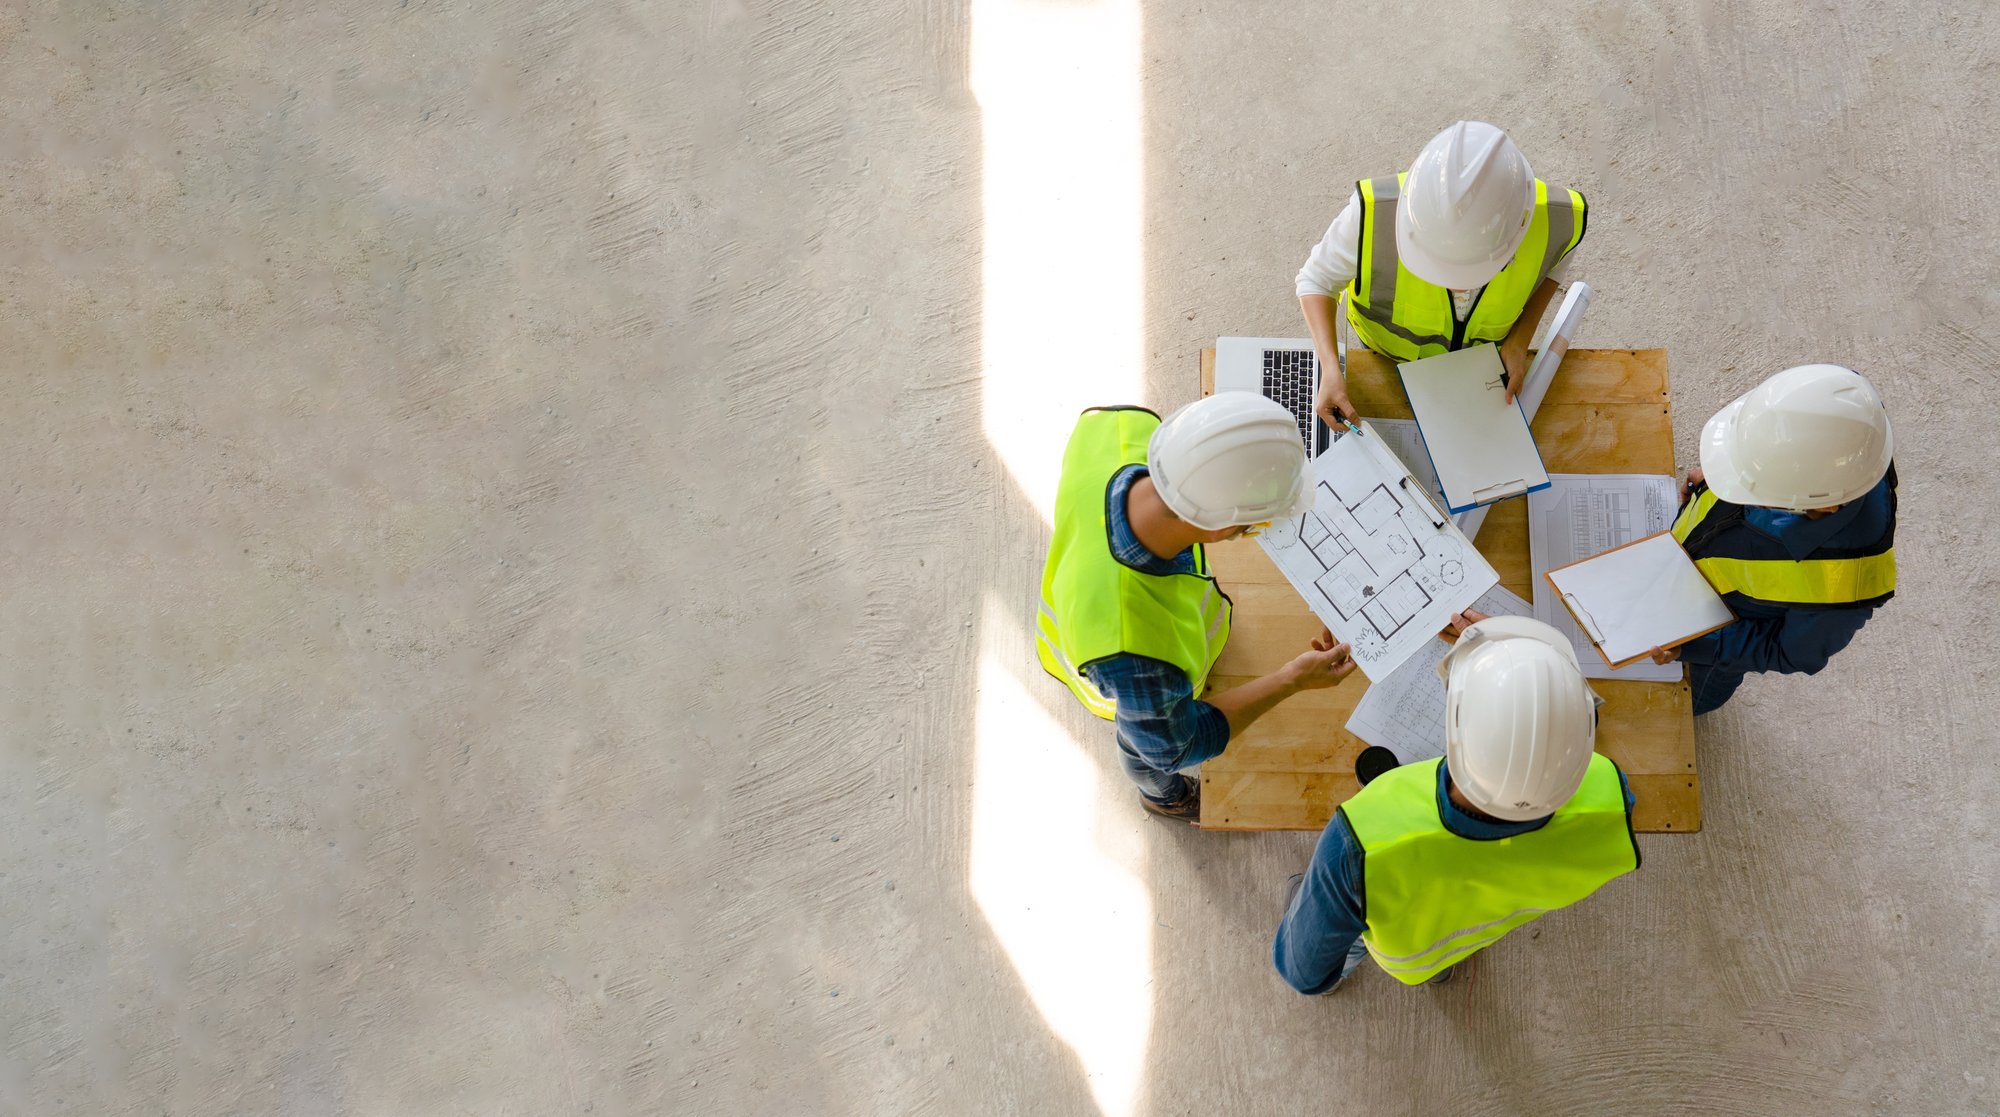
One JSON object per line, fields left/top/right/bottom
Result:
{"left": 1141, "top": 778, "right": 1201, "bottom": 824}
{"left": 1355, "top": 746, "right": 1400, "bottom": 786}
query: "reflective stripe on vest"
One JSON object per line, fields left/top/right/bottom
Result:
{"left": 1670, "top": 476, "right": 1898, "bottom": 609}
{"left": 1345, "top": 174, "right": 1586, "bottom": 363}
{"left": 1035, "top": 407, "right": 1233, "bottom": 720}
{"left": 1339, "top": 755, "right": 1639, "bottom": 986}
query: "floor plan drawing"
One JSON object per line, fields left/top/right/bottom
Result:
{"left": 1257, "top": 422, "right": 1500, "bottom": 681}
{"left": 1361, "top": 572, "right": 1433, "bottom": 641}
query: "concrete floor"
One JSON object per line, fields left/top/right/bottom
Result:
{"left": 3, "top": 1, "right": 1996, "bottom": 1114}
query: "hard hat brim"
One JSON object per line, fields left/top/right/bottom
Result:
{"left": 1394, "top": 209, "right": 1516, "bottom": 290}
{"left": 1697, "top": 400, "right": 1760, "bottom": 506}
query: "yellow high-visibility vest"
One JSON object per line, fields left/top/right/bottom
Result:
{"left": 1345, "top": 173, "right": 1586, "bottom": 362}
{"left": 1339, "top": 755, "right": 1638, "bottom": 985}
{"left": 1670, "top": 471, "right": 1898, "bottom": 609}
{"left": 1035, "top": 407, "right": 1232, "bottom": 719}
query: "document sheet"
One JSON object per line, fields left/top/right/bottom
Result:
{"left": 1527, "top": 473, "right": 1685, "bottom": 680}
{"left": 1256, "top": 422, "right": 1500, "bottom": 682}
{"left": 1344, "top": 586, "right": 1534, "bottom": 764}
{"left": 1396, "top": 344, "right": 1551, "bottom": 513}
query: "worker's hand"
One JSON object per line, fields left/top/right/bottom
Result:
{"left": 1315, "top": 374, "right": 1357, "bottom": 428}
{"left": 1437, "top": 608, "right": 1489, "bottom": 643}
{"left": 1679, "top": 467, "right": 1706, "bottom": 503}
{"left": 1498, "top": 339, "right": 1529, "bottom": 405}
{"left": 1288, "top": 641, "right": 1357, "bottom": 690}
{"left": 1312, "top": 624, "right": 1336, "bottom": 651}
{"left": 1647, "top": 645, "right": 1681, "bottom": 665}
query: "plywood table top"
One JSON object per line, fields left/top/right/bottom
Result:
{"left": 1197, "top": 346, "right": 1700, "bottom": 833}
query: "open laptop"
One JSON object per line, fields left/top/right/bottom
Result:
{"left": 1214, "top": 336, "right": 1331, "bottom": 457}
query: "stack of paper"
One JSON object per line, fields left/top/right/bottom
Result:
{"left": 1527, "top": 474, "right": 1687, "bottom": 681}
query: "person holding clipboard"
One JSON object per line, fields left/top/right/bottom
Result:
{"left": 1295, "top": 121, "right": 1588, "bottom": 427}
{"left": 1649, "top": 365, "right": 1898, "bottom": 715}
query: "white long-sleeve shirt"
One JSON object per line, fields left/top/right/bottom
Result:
{"left": 1294, "top": 190, "right": 1568, "bottom": 323}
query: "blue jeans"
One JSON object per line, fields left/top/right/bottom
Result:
{"left": 1325, "top": 939, "right": 1370, "bottom": 990}
{"left": 1274, "top": 861, "right": 1373, "bottom": 994}
{"left": 1116, "top": 729, "right": 1196, "bottom": 803}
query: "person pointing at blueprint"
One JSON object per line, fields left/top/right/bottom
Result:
{"left": 1295, "top": 121, "right": 1588, "bottom": 427}
{"left": 1035, "top": 396, "right": 1360, "bottom": 825}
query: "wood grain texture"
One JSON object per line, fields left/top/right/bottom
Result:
{"left": 1196, "top": 347, "right": 1701, "bottom": 832}
{"left": 1200, "top": 771, "right": 1701, "bottom": 833}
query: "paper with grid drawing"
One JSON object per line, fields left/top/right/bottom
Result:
{"left": 1255, "top": 421, "right": 1499, "bottom": 681}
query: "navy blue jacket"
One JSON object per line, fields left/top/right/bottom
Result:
{"left": 1676, "top": 473, "right": 1895, "bottom": 676}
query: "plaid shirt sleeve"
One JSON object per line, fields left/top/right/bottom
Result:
{"left": 1082, "top": 653, "right": 1232, "bottom": 771}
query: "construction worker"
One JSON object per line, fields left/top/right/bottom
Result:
{"left": 1035, "top": 395, "right": 1359, "bottom": 823}
{"left": 1648, "top": 364, "right": 1897, "bottom": 715}
{"left": 1298, "top": 121, "right": 1588, "bottom": 426}
{"left": 1273, "top": 615, "right": 1639, "bottom": 992}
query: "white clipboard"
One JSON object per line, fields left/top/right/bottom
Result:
{"left": 1396, "top": 344, "right": 1552, "bottom": 514}
{"left": 1544, "top": 531, "right": 1736, "bottom": 668}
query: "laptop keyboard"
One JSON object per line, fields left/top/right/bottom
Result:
{"left": 1261, "top": 348, "right": 1318, "bottom": 450}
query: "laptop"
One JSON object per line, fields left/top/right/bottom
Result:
{"left": 1214, "top": 336, "right": 1331, "bottom": 457}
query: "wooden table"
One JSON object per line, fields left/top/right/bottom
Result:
{"left": 1198, "top": 347, "right": 1700, "bottom": 833}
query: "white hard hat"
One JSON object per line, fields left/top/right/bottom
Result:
{"left": 1436, "top": 616, "right": 1599, "bottom": 822}
{"left": 1147, "top": 395, "right": 1313, "bottom": 531}
{"left": 1700, "top": 364, "right": 1894, "bottom": 511}
{"left": 1397, "top": 121, "right": 1537, "bottom": 290}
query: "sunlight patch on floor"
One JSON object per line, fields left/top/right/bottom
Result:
{"left": 969, "top": 603, "right": 1153, "bottom": 1116}
{"left": 973, "top": 0, "right": 1146, "bottom": 525}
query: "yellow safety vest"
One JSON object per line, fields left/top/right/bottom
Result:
{"left": 1345, "top": 174, "right": 1587, "bottom": 362}
{"left": 1035, "top": 407, "right": 1233, "bottom": 719}
{"left": 1670, "top": 469, "right": 1898, "bottom": 609}
{"left": 1339, "top": 755, "right": 1638, "bottom": 985}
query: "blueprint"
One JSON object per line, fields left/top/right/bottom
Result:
{"left": 1257, "top": 422, "right": 1499, "bottom": 681}
{"left": 1344, "top": 586, "right": 1534, "bottom": 764}
{"left": 1527, "top": 473, "right": 1685, "bottom": 681}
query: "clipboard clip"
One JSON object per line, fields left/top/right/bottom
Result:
{"left": 1471, "top": 478, "right": 1530, "bottom": 503}
{"left": 1562, "top": 592, "right": 1606, "bottom": 645}
{"left": 1397, "top": 475, "right": 1447, "bottom": 529}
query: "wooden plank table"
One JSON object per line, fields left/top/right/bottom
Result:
{"left": 1198, "top": 347, "right": 1700, "bottom": 833}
